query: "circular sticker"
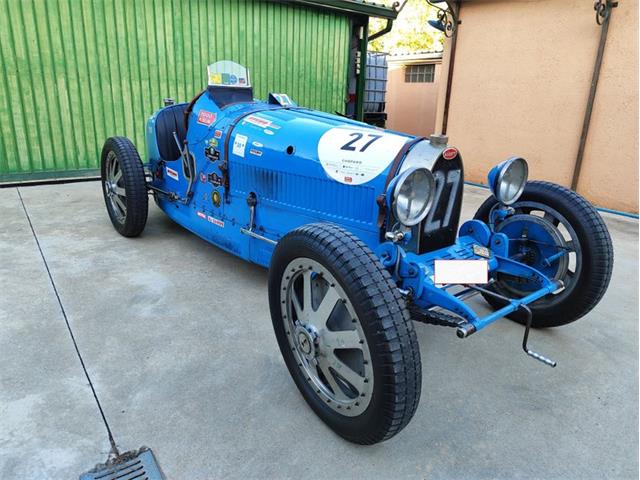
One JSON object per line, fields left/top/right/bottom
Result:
{"left": 317, "top": 127, "right": 408, "bottom": 185}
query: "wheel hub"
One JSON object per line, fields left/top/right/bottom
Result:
{"left": 294, "top": 324, "right": 317, "bottom": 360}
{"left": 103, "top": 151, "right": 127, "bottom": 222}
{"left": 280, "top": 258, "right": 374, "bottom": 417}
{"left": 497, "top": 209, "right": 573, "bottom": 296}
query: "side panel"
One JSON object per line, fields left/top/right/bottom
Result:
{"left": 149, "top": 88, "right": 417, "bottom": 267}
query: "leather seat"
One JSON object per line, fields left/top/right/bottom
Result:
{"left": 155, "top": 103, "right": 188, "bottom": 161}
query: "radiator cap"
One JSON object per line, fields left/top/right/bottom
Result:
{"left": 429, "top": 134, "right": 448, "bottom": 146}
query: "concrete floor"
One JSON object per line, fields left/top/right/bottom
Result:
{"left": 0, "top": 181, "right": 637, "bottom": 479}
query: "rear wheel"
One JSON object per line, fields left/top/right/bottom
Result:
{"left": 474, "top": 181, "right": 613, "bottom": 327}
{"left": 268, "top": 223, "right": 422, "bottom": 444}
{"left": 100, "top": 137, "right": 148, "bottom": 237}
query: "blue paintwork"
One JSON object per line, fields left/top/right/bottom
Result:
{"left": 144, "top": 88, "right": 563, "bottom": 334}
{"left": 375, "top": 220, "right": 560, "bottom": 334}
{"left": 147, "top": 93, "right": 417, "bottom": 266}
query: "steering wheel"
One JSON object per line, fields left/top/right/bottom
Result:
{"left": 183, "top": 90, "right": 206, "bottom": 130}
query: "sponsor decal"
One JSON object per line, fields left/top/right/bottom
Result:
{"left": 208, "top": 173, "right": 223, "bottom": 187}
{"left": 249, "top": 149, "right": 263, "bottom": 157}
{"left": 232, "top": 134, "right": 248, "bottom": 158}
{"left": 442, "top": 147, "right": 458, "bottom": 160}
{"left": 207, "top": 215, "right": 224, "bottom": 228}
{"left": 472, "top": 244, "right": 491, "bottom": 259}
{"left": 244, "top": 114, "right": 272, "bottom": 128}
{"left": 264, "top": 129, "right": 274, "bottom": 136}
{"left": 229, "top": 74, "right": 238, "bottom": 85}
{"left": 211, "top": 190, "right": 222, "bottom": 207}
{"left": 252, "top": 141, "right": 263, "bottom": 148}
{"left": 199, "top": 172, "right": 207, "bottom": 183}
{"left": 166, "top": 166, "right": 179, "bottom": 181}
{"left": 271, "top": 93, "right": 294, "bottom": 107}
{"left": 209, "top": 73, "right": 222, "bottom": 85}
{"left": 239, "top": 77, "right": 246, "bottom": 85}
{"left": 214, "top": 130, "right": 223, "bottom": 139}
{"left": 197, "top": 211, "right": 207, "bottom": 219}
{"left": 209, "top": 138, "right": 218, "bottom": 147}
{"left": 317, "top": 127, "right": 408, "bottom": 186}
{"left": 197, "top": 110, "right": 217, "bottom": 126}
{"left": 205, "top": 146, "right": 220, "bottom": 162}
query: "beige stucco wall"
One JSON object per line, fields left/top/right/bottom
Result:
{"left": 576, "top": 1, "right": 638, "bottom": 212}
{"left": 437, "top": 0, "right": 638, "bottom": 212}
{"left": 386, "top": 61, "right": 442, "bottom": 136}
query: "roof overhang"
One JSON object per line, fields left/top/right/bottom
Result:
{"left": 269, "top": 0, "right": 399, "bottom": 19}
{"left": 387, "top": 52, "right": 444, "bottom": 65}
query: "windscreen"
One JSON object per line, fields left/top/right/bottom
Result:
{"left": 207, "top": 61, "right": 251, "bottom": 88}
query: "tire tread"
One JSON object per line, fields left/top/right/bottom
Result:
{"left": 270, "top": 223, "right": 421, "bottom": 444}
{"left": 474, "top": 181, "right": 613, "bottom": 326}
{"left": 100, "top": 136, "right": 148, "bottom": 237}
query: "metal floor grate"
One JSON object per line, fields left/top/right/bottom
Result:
{"left": 80, "top": 447, "right": 164, "bottom": 480}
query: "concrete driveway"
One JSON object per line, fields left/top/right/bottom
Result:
{"left": 0, "top": 182, "right": 637, "bottom": 479}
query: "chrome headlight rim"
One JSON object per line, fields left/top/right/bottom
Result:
{"left": 391, "top": 167, "right": 436, "bottom": 227}
{"left": 493, "top": 157, "right": 529, "bottom": 206}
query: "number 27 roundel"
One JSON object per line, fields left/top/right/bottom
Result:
{"left": 317, "top": 127, "right": 409, "bottom": 185}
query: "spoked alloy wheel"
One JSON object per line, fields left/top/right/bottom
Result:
{"left": 475, "top": 181, "right": 613, "bottom": 327}
{"left": 269, "top": 223, "right": 422, "bottom": 445}
{"left": 100, "top": 137, "right": 148, "bottom": 237}
{"left": 281, "top": 258, "right": 373, "bottom": 416}
{"left": 104, "top": 151, "right": 127, "bottom": 223}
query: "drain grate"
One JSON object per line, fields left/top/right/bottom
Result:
{"left": 80, "top": 447, "right": 164, "bottom": 480}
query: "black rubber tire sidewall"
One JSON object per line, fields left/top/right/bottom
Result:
{"left": 268, "top": 223, "right": 422, "bottom": 445}
{"left": 100, "top": 137, "right": 148, "bottom": 238}
{"left": 474, "top": 181, "right": 613, "bottom": 327}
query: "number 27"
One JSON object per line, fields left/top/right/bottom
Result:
{"left": 341, "top": 133, "right": 382, "bottom": 152}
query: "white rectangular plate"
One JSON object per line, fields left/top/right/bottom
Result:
{"left": 434, "top": 259, "right": 488, "bottom": 285}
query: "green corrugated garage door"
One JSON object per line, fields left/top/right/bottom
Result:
{"left": 0, "top": 0, "right": 351, "bottom": 181}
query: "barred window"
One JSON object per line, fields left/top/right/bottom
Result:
{"left": 405, "top": 64, "right": 435, "bottom": 83}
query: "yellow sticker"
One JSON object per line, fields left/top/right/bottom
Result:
{"left": 212, "top": 190, "right": 221, "bottom": 207}
{"left": 209, "top": 73, "right": 222, "bottom": 85}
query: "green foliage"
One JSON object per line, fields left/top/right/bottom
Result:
{"left": 369, "top": 0, "right": 443, "bottom": 54}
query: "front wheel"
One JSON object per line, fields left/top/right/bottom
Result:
{"left": 474, "top": 181, "right": 613, "bottom": 328}
{"left": 268, "top": 223, "right": 422, "bottom": 445}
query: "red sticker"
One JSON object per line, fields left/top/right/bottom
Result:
{"left": 197, "top": 211, "right": 206, "bottom": 219}
{"left": 344, "top": 176, "right": 353, "bottom": 183}
{"left": 214, "top": 130, "right": 223, "bottom": 139}
{"left": 442, "top": 147, "right": 458, "bottom": 160}
{"left": 197, "top": 110, "right": 217, "bottom": 126}
{"left": 244, "top": 115, "right": 272, "bottom": 128}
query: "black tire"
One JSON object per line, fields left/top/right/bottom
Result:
{"left": 100, "top": 137, "right": 148, "bottom": 237}
{"left": 268, "top": 223, "right": 421, "bottom": 444}
{"left": 474, "top": 181, "right": 613, "bottom": 328}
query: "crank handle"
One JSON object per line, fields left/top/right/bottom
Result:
{"left": 525, "top": 349, "right": 557, "bottom": 368}
{"left": 521, "top": 304, "right": 558, "bottom": 368}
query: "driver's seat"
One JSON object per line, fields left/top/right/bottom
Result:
{"left": 155, "top": 103, "right": 188, "bottom": 162}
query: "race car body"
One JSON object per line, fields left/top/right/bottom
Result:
{"left": 100, "top": 62, "right": 613, "bottom": 445}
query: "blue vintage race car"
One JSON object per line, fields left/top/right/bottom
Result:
{"left": 100, "top": 61, "right": 613, "bottom": 445}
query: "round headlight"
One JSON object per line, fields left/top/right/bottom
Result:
{"left": 489, "top": 157, "right": 529, "bottom": 205}
{"left": 392, "top": 167, "right": 436, "bottom": 226}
